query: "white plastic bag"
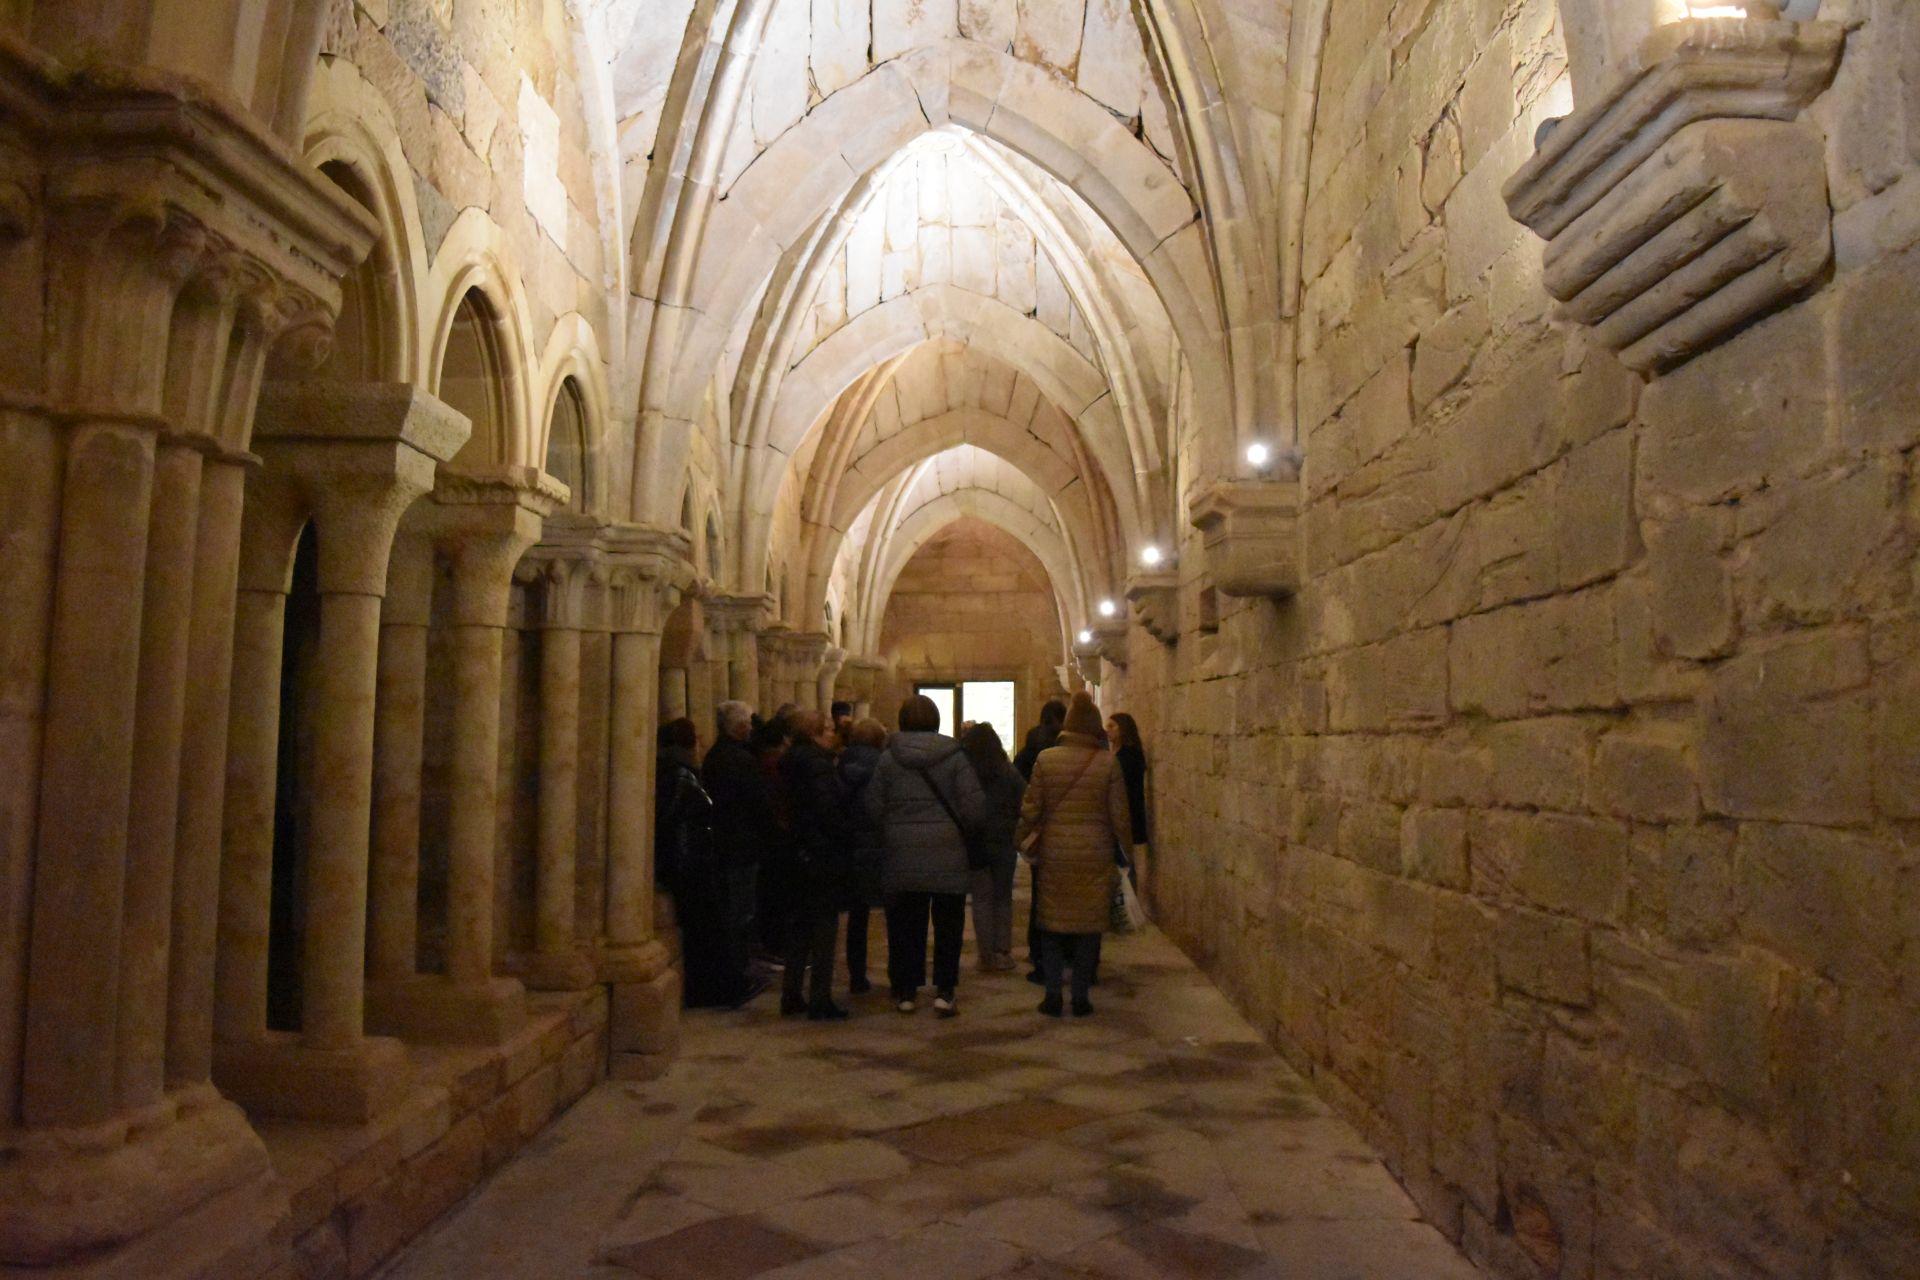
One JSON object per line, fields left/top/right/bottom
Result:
{"left": 1116, "top": 870, "right": 1148, "bottom": 931}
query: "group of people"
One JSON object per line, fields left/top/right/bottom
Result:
{"left": 654, "top": 689, "right": 1149, "bottom": 1021}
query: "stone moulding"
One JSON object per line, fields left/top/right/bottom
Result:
{"left": 1503, "top": 18, "right": 1844, "bottom": 371}
{"left": 1188, "top": 479, "right": 1301, "bottom": 599}
{"left": 1126, "top": 572, "right": 1180, "bottom": 644}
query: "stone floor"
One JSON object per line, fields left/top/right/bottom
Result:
{"left": 378, "top": 918, "right": 1484, "bottom": 1280}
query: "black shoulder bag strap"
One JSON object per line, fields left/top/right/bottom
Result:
{"left": 910, "top": 758, "right": 987, "bottom": 870}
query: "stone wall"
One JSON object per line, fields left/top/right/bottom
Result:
{"left": 876, "top": 519, "right": 1068, "bottom": 731}
{"left": 1135, "top": 3, "right": 1920, "bottom": 1278}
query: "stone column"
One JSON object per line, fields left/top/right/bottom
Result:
{"left": 367, "top": 467, "right": 561, "bottom": 1045}
{"left": 703, "top": 593, "right": 769, "bottom": 712}
{"left": 368, "top": 528, "right": 433, "bottom": 983}
{"left": 524, "top": 553, "right": 597, "bottom": 991}
{"left": 817, "top": 646, "right": 848, "bottom": 715}
{"left": 601, "top": 526, "right": 693, "bottom": 1080}
{"left": 214, "top": 383, "right": 468, "bottom": 1123}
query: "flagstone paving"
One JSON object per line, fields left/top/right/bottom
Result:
{"left": 378, "top": 924, "right": 1484, "bottom": 1280}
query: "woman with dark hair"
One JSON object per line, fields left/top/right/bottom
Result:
{"left": 657, "top": 718, "right": 760, "bottom": 1008}
{"left": 1106, "top": 712, "right": 1150, "bottom": 899}
{"left": 837, "top": 717, "right": 889, "bottom": 994}
{"left": 866, "top": 695, "right": 985, "bottom": 1016}
{"left": 961, "top": 723, "right": 1025, "bottom": 971}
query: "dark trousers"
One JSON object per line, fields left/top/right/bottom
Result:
{"left": 886, "top": 891, "right": 965, "bottom": 997}
{"left": 723, "top": 864, "right": 758, "bottom": 977}
{"left": 783, "top": 907, "right": 839, "bottom": 1007}
{"left": 1040, "top": 931, "right": 1101, "bottom": 1001}
{"left": 846, "top": 906, "right": 874, "bottom": 983}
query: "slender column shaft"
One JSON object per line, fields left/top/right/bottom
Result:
{"left": 536, "top": 627, "right": 581, "bottom": 957}
{"left": 493, "top": 624, "right": 521, "bottom": 969}
{"left": 660, "top": 667, "right": 689, "bottom": 722}
{"left": 687, "top": 656, "right": 717, "bottom": 746}
{"left": 299, "top": 590, "right": 384, "bottom": 1048}
{"left": 166, "top": 455, "right": 247, "bottom": 1088}
{"left": 369, "top": 619, "right": 427, "bottom": 979}
{"left": 606, "top": 629, "right": 661, "bottom": 949}
{"left": 369, "top": 535, "right": 431, "bottom": 982}
{"left": 445, "top": 621, "right": 507, "bottom": 984}
{"left": 23, "top": 421, "right": 156, "bottom": 1128}
{"left": 216, "top": 587, "right": 287, "bottom": 1045}
{"left": 0, "top": 410, "right": 63, "bottom": 1123}
{"left": 117, "top": 439, "right": 203, "bottom": 1109}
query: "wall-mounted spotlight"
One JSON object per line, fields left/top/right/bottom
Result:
{"left": 1245, "top": 441, "right": 1273, "bottom": 470}
{"left": 1098, "top": 599, "right": 1118, "bottom": 618}
{"left": 1077, "top": 629, "right": 1094, "bottom": 645}
{"left": 1140, "top": 545, "right": 1165, "bottom": 568}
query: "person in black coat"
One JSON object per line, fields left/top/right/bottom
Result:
{"left": 777, "top": 709, "right": 853, "bottom": 1019}
{"left": 1013, "top": 699, "right": 1067, "bottom": 780}
{"left": 657, "top": 718, "right": 761, "bottom": 1008}
{"left": 836, "top": 718, "right": 888, "bottom": 993}
{"left": 701, "top": 700, "right": 779, "bottom": 980}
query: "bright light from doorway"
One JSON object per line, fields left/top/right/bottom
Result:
{"left": 961, "top": 681, "right": 1017, "bottom": 753}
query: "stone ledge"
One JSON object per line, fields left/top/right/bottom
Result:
{"left": 266, "top": 989, "right": 606, "bottom": 1280}
{"left": 1125, "top": 572, "right": 1180, "bottom": 644}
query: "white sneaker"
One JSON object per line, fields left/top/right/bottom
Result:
{"left": 896, "top": 998, "right": 916, "bottom": 1014}
{"left": 933, "top": 995, "right": 957, "bottom": 1018}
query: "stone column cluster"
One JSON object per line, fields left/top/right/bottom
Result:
{"left": 702, "top": 592, "right": 772, "bottom": 715}
{"left": 213, "top": 384, "right": 471, "bottom": 1123}
{"left": 357, "top": 467, "right": 564, "bottom": 1046}
{"left": 0, "top": 57, "right": 381, "bottom": 1272}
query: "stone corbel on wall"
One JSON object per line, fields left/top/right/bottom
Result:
{"left": 1188, "top": 480, "right": 1301, "bottom": 599}
{"left": 1073, "top": 623, "right": 1129, "bottom": 687}
{"left": 1126, "top": 572, "right": 1180, "bottom": 645}
{"left": 1503, "top": 17, "right": 1844, "bottom": 371}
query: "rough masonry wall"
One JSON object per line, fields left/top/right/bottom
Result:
{"left": 319, "top": 0, "right": 622, "bottom": 477}
{"left": 875, "top": 520, "right": 1067, "bottom": 731}
{"left": 1137, "top": 3, "right": 1920, "bottom": 1279}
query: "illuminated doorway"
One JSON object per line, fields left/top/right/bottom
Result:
{"left": 912, "top": 680, "right": 1016, "bottom": 749}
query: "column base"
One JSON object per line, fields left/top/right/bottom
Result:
{"left": 520, "top": 948, "right": 598, "bottom": 992}
{"left": 365, "top": 974, "right": 528, "bottom": 1045}
{"left": 598, "top": 939, "right": 671, "bottom": 984}
{"left": 609, "top": 968, "right": 681, "bottom": 1083}
{"left": 0, "top": 1086, "right": 287, "bottom": 1275}
{"left": 213, "top": 1031, "right": 414, "bottom": 1124}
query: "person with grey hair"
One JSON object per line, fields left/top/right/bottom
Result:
{"left": 702, "top": 699, "right": 777, "bottom": 981}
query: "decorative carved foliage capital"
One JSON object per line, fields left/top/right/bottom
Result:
{"left": 1503, "top": 18, "right": 1844, "bottom": 372}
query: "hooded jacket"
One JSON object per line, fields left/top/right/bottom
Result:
{"left": 865, "top": 730, "right": 986, "bottom": 896}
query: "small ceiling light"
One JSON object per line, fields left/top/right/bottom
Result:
{"left": 1140, "top": 545, "right": 1165, "bottom": 568}
{"left": 1245, "top": 441, "right": 1273, "bottom": 470}
{"left": 1098, "top": 599, "right": 1118, "bottom": 618}
{"left": 1077, "top": 629, "right": 1094, "bottom": 645}
{"left": 1685, "top": 1, "right": 1777, "bottom": 16}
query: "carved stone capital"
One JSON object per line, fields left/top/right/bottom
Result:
{"left": 0, "top": 44, "right": 378, "bottom": 421}
{"left": 704, "top": 592, "right": 774, "bottom": 637}
{"left": 1503, "top": 18, "right": 1844, "bottom": 372}
{"left": 250, "top": 383, "right": 472, "bottom": 595}
{"left": 1189, "top": 480, "right": 1301, "bottom": 600}
{"left": 424, "top": 466, "right": 566, "bottom": 625}
{"left": 602, "top": 523, "right": 695, "bottom": 634}
{"left": 1126, "top": 572, "right": 1180, "bottom": 645}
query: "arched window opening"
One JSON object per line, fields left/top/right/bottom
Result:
{"left": 544, "top": 376, "right": 589, "bottom": 511}
{"left": 440, "top": 288, "right": 508, "bottom": 467}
